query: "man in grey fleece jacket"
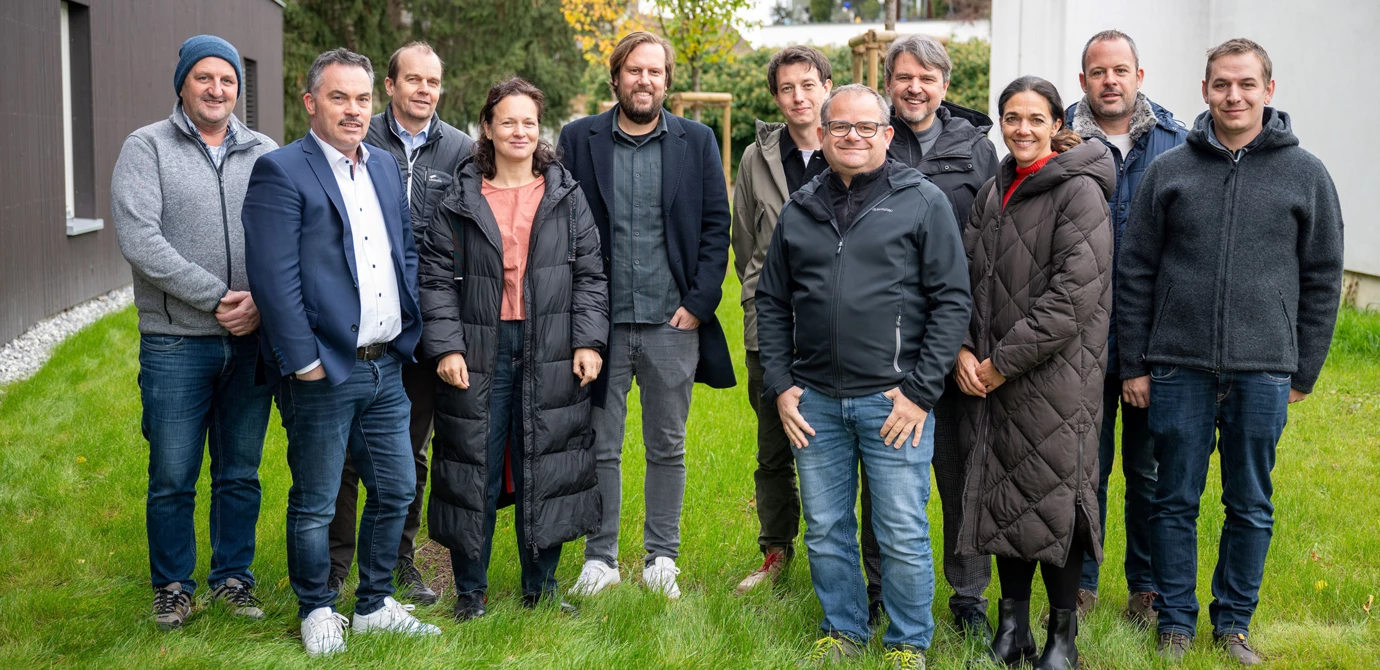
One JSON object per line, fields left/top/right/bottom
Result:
{"left": 1117, "top": 39, "right": 1343, "bottom": 666}
{"left": 111, "top": 35, "right": 278, "bottom": 631}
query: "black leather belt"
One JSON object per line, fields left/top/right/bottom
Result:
{"left": 357, "top": 342, "right": 389, "bottom": 360}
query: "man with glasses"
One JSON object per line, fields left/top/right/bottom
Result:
{"left": 756, "top": 84, "right": 971, "bottom": 668}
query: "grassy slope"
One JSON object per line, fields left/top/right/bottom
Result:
{"left": 0, "top": 276, "right": 1377, "bottom": 669}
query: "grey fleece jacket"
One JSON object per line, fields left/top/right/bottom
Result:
{"left": 1117, "top": 108, "right": 1344, "bottom": 393}
{"left": 113, "top": 106, "right": 278, "bottom": 336}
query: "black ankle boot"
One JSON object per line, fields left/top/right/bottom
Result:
{"left": 986, "top": 599, "right": 1037, "bottom": 666}
{"left": 1033, "top": 607, "right": 1078, "bottom": 669}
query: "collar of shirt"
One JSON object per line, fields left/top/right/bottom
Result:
{"left": 310, "top": 129, "right": 370, "bottom": 176}
{"left": 178, "top": 105, "right": 236, "bottom": 151}
{"left": 612, "top": 107, "right": 668, "bottom": 145}
{"left": 390, "top": 110, "right": 431, "bottom": 154}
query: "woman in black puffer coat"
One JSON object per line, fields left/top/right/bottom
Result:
{"left": 418, "top": 78, "right": 608, "bottom": 618}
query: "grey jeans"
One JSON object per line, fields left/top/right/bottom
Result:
{"left": 586, "top": 322, "right": 699, "bottom": 568}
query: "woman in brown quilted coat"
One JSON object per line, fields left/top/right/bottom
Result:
{"left": 955, "top": 76, "right": 1114, "bottom": 670}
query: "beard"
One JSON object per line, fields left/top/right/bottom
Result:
{"left": 1090, "top": 89, "right": 1134, "bottom": 121}
{"left": 617, "top": 85, "right": 665, "bottom": 124}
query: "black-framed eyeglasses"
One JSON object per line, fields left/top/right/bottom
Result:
{"left": 825, "top": 120, "right": 882, "bottom": 138}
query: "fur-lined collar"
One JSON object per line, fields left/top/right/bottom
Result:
{"left": 1072, "top": 92, "right": 1157, "bottom": 143}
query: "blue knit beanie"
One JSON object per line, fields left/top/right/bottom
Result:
{"left": 174, "top": 35, "right": 243, "bottom": 98}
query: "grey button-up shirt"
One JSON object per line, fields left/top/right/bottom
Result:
{"left": 611, "top": 111, "right": 682, "bottom": 324}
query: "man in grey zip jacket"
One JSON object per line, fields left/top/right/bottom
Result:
{"left": 328, "top": 41, "right": 474, "bottom": 605}
{"left": 111, "top": 35, "right": 278, "bottom": 630}
{"left": 756, "top": 85, "right": 970, "bottom": 660}
{"left": 1118, "top": 39, "right": 1343, "bottom": 665}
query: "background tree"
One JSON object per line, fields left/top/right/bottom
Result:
{"left": 809, "top": 0, "right": 834, "bottom": 23}
{"left": 283, "top": 0, "right": 584, "bottom": 138}
{"left": 653, "top": 0, "right": 757, "bottom": 120}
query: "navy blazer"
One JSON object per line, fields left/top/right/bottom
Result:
{"left": 557, "top": 108, "right": 736, "bottom": 400}
{"left": 241, "top": 135, "right": 422, "bottom": 386}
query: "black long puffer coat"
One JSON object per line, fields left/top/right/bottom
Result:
{"left": 955, "top": 140, "right": 1114, "bottom": 566}
{"left": 419, "top": 157, "right": 608, "bottom": 561}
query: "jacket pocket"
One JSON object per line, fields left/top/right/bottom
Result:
{"left": 1147, "top": 283, "right": 1173, "bottom": 351}
{"left": 1278, "top": 290, "right": 1296, "bottom": 358}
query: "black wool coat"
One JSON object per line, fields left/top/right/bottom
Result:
{"left": 418, "top": 158, "right": 609, "bottom": 561}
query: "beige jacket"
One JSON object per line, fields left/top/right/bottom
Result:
{"left": 731, "top": 120, "right": 793, "bottom": 351}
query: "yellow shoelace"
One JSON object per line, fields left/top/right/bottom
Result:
{"left": 805, "top": 636, "right": 847, "bottom": 662}
{"left": 883, "top": 647, "right": 924, "bottom": 669}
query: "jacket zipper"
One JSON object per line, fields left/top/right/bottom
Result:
{"left": 824, "top": 184, "right": 904, "bottom": 394}
{"left": 1213, "top": 148, "right": 1242, "bottom": 371}
{"left": 892, "top": 311, "right": 903, "bottom": 373}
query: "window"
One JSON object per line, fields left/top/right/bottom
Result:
{"left": 242, "top": 57, "right": 259, "bottom": 130}
{"left": 61, "top": 0, "right": 101, "bottom": 236}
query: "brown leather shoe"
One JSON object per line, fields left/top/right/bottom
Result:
{"left": 1158, "top": 632, "right": 1192, "bottom": 662}
{"left": 735, "top": 546, "right": 790, "bottom": 594}
{"left": 1075, "top": 588, "right": 1098, "bottom": 619}
{"left": 1125, "top": 591, "right": 1158, "bottom": 628}
{"left": 1215, "top": 632, "right": 1263, "bottom": 666}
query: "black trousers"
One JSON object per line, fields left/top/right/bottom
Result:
{"left": 745, "top": 350, "right": 800, "bottom": 554}
{"left": 861, "top": 389, "right": 992, "bottom": 615}
{"left": 329, "top": 359, "right": 436, "bottom": 578}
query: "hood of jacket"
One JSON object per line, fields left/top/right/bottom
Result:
{"left": 442, "top": 155, "right": 579, "bottom": 219}
{"left": 999, "top": 140, "right": 1116, "bottom": 205}
{"left": 1186, "top": 106, "right": 1298, "bottom": 154}
{"left": 1068, "top": 92, "right": 1176, "bottom": 144}
{"left": 891, "top": 101, "right": 993, "bottom": 160}
{"left": 754, "top": 118, "right": 787, "bottom": 151}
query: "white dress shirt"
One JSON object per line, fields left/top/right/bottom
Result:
{"left": 296, "top": 131, "right": 402, "bottom": 376}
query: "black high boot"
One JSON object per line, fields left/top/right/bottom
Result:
{"left": 1033, "top": 607, "right": 1079, "bottom": 669}
{"left": 986, "top": 599, "right": 1037, "bottom": 666}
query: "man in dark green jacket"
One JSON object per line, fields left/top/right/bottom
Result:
{"left": 329, "top": 41, "right": 474, "bottom": 605}
{"left": 1118, "top": 39, "right": 1344, "bottom": 666}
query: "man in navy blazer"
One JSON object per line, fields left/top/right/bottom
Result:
{"left": 241, "top": 48, "right": 438, "bottom": 656}
{"left": 558, "top": 32, "right": 735, "bottom": 600}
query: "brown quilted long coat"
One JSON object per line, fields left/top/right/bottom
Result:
{"left": 955, "top": 140, "right": 1115, "bottom": 566}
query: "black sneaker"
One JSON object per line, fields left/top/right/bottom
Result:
{"left": 454, "top": 591, "right": 486, "bottom": 621}
{"left": 327, "top": 572, "right": 346, "bottom": 595}
{"left": 211, "top": 577, "right": 265, "bottom": 619}
{"left": 394, "top": 558, "right": 438, "bottom": 605}
{"left": 954, "top": 606, "right": 993, "bottom": 645}
{"left": 1214, "top": 632, "right": 1263, "bottom": 666}
{"left": 153, "top": 583, "right": 192, "bottom": 630}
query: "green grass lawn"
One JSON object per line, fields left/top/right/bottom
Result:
{"left": 1, "top": 278, "right": 1377, "bottom": 669}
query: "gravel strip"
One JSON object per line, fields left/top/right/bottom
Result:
{"left": 0, "top": 286, "right": 134, "bottom": 387}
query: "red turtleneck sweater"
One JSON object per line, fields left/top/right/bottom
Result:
{"left": 1002, "top": 152, "right": 1057, "bottom": 209}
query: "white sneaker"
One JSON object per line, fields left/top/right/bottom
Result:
{"left": 351, "top": 596, "right": 442, "bottom": 636}
{"left": 642, "top": 557, "right": 682, "bottom": 599}
{"left": 301, "top": 607, "right": 349, "bottom": 656}
{"left": 569, "top": 560, "right": 622, "bottom": 597}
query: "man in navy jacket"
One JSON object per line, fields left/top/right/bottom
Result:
{"left": 557, "top": 32, "right": 735, "bottom": 600}
{"left": 1064, "top": 29, "right": 1187, "bottom": 624}
{"left": 241, "top": 48, "right": 437, "bottom": 656}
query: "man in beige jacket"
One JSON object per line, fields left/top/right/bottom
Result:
{"left": 730, "top": 45, "right": 832, "bottom": 593}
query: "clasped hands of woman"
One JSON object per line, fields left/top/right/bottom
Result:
{"left": 435, "top": 348, "right": 604, "bottom": 389}
{"left": 953, "top": 346, "right": 1006, "bottom": 398}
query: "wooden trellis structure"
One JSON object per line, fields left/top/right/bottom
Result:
{"left": 669, "top": 92, "right": 733, "bottom": 193}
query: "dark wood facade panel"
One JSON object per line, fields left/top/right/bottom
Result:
{"left": 0, "top": 0, "right": 284, "bottom": 344}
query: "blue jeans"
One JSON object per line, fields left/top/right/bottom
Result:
{"left": 139, "top": 334, "right": 271, "bottom": 594}
{"left": 1081, "top": 374, "right": 1157, "bottom": 594}
{"left": 1147, "top": 366, "right": 1289, "bottom": 638}
{"left": 794, "top": 388, "right": 936, "bottom": 649}
{"left": 451, "top": 321, "right": 562, "bottom": 598}
{"left": 276, "top": 355, "right": 416, "bottom": 618}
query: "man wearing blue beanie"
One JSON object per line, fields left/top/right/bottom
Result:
{"left": 175, "top": 34, "right": 243, "bottom": 98}
{"left": 112, "top": 33, "right": 277, "bottom": 630}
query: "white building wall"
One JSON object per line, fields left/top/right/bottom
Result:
{"left": 990, "top": 0, "right": 1379, "bottom": 276}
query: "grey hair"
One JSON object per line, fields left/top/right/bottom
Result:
{"left": 1081, "top": 30, "right": 1140, "bottom": 72}
{"left": 305, "top": 48, "right": 375, "bottom": 95}
{"left": 820, "top": 84, "right": 891, "bottom": 125}
{"left": 884, "top": 34, "right": 952, "bottom": 83}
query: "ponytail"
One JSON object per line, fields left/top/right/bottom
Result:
{"left": 1051, "top": 126, "right": 1082, "bottom": 153}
